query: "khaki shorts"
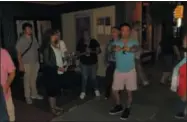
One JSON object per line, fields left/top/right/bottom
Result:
{"left": 112, "top": 69, "right": 137, "bottom": 91}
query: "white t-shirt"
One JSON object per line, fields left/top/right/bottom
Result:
{"left": 51, "top": 45, "right": 64, "bottom": 74}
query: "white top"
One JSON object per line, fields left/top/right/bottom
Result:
{"left": 58, "top": 40, "right": 67, "bottom": 57}
{"left": 51, "top": 45, "right": 64, "bottom": 75}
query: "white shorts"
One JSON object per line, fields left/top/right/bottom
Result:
{"left": 112, "top": 69, "right": 137, "bottom": 91}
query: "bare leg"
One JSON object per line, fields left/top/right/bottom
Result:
{"left": 49, "top": 97, "right": 61, "bottom": 115}
{"left": 49, "top": 97, "right": 56, "bottom": 110}
{"left": 112, "top": 90, "right": 121, "bottom": 105}
{"left": 126, "top": 90, "right": 132, "bottom": 108}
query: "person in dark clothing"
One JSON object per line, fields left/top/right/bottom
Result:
{"left": 76, "top": 30, "right": 101, "bottom": 100}
{"left": 0, "top": 85, "right": 9, "bottom": 122}
{"left": 42, "top": 29, "right": 65, "bottom": 115}
{"left": 104, "top": 27, "right": 120, "bottom": 99}
{"left": 156, "top": 36, "right": 181, "bottom": 84}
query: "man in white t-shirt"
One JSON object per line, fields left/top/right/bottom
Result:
{"left": 131, "top": 22, "right": 149, "bottom": 86}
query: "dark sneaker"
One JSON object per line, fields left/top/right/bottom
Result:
{"left": 120, "top": 108, "right": 130, "bottom": 120}
{"left": 175, "top": 112, "right": 185, "bottom": 119}
{"left": 109, "top": 105, "right": 123, "bottom": 115}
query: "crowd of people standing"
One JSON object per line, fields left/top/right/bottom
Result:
{"left": 0, "top": 21, "right": 186, "bottom": 121}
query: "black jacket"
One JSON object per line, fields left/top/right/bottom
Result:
{"left": 43, "top": 46, "right": 58, "bottom": 74}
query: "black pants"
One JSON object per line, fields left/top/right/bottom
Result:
{"left": 105, "top": 61, "right": 115, "bottom": 98}
{"left": 43, "top": 69, "right": 65, "bottom": 97}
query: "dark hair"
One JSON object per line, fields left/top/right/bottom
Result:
{"left": 40, "top": 29, "right": 57, "bottom": 53}
{"left": 120, "top": 23, "right": 132, "bottom": 30}
{"left": 22, "top": 23, "right": 32, "bottom": 30}
{"left": 112, "top": 26, "right": 120, "bottom": 30}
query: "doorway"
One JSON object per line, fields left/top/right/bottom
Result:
{"left": 75, "top": 14, "right": 91, "bottom": 45}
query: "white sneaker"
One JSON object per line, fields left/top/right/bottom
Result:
{"left": 95, "top": 90, "right": 100, "bottom": 97}
{"left": 26, "top": 98, "right": 32, "bottom": 104}
{"left": 31, "top": 94, "right": 43, "bottom": 100}
{"left": 80, "top": 92, "right": 86, "bottom": 100}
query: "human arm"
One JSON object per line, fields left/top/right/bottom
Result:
{"left": 16, "top": 38, "right": 25, "bottom": 71}
{"left": 122, "top": 40, "right": 139, "bottom": 53}
{"left": 90, "top": 39, "right": 101, "bottom": 54}
{"left": 3, "top": 49, "right": 16, "bottom": 93}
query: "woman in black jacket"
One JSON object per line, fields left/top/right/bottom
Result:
{"left": 42, "top": 29, "right": 65, "bottom": 115}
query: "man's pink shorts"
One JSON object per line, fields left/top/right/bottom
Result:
{"left": 112, "top": 69, "right": 137, "bottom": 91}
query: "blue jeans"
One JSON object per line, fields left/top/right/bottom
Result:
{"left": 80, "top": 63, "right": 98, "bottom": 92}
{"left": 0, "top": 85, "right": 9, "bottom": 122}
{"left": 177, "top": 98, "right": 187, "bottom": 113}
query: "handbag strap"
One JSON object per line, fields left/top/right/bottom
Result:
{"left": 21, "top": 36, "right": 33, "bottom": 57}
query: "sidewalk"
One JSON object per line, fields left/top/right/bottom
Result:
{"left": 52, "top": 63, "right": 186, "bottom": 121}
{"left": 52, "top": 84, "right": 187, "bottom": 122}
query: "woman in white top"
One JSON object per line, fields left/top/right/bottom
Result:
{"left": 42, "top": 29, "right": 65, "bottom": 115}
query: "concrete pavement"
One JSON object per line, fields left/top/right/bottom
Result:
{"left": 52, "top": 63, "right": 187, "bottom": 122}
